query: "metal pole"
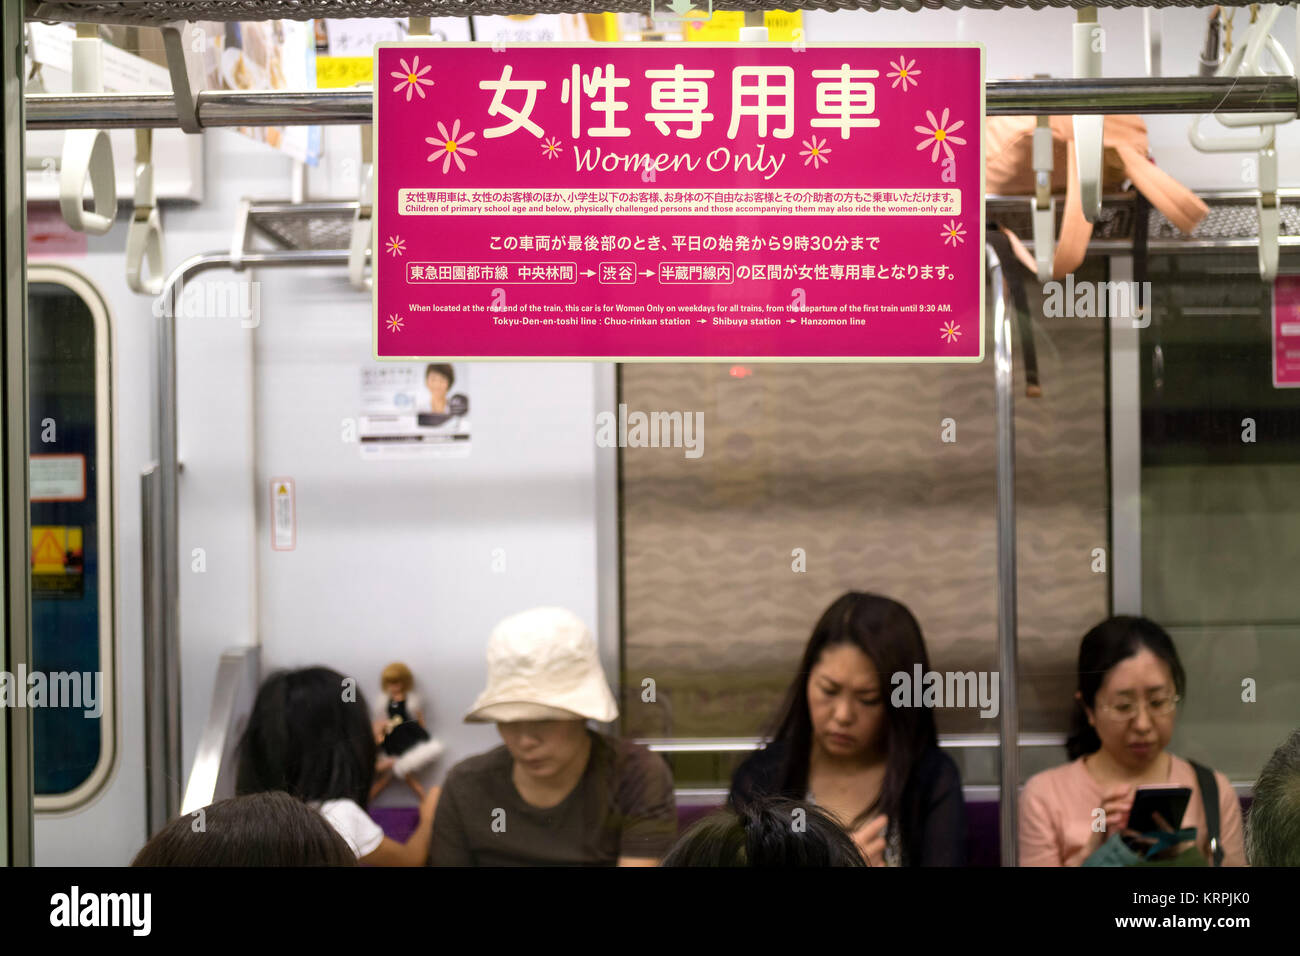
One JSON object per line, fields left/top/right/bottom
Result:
{"left": 1, "top": 0, "right": 34, "bottom": 867}
{"left": 143, "top": 248, "right": 350, "bottom": 834}
{"left": 23, "top": 75, "right": 1300, "bottom": 129}
{"left": 988, "top": 240, "right": 1020, "bottom": 867}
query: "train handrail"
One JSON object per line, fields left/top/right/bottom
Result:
{"left": 22, "top": 76, "right": 1300, "bottom": 131}
{"left": 634, "top": 733, "right": 1068, "bottom": 752}
{"left": 145, "top": 248, "right": 350, "bottom": 836}
{"left": 989, "top": 236, "right": 1020, "bottom": 867}
{"left": 179, "top": 646, "right": 260, "bottom": 817}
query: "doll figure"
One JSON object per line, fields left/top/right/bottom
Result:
{"left": 370, "top": 662, "right": 445, "bottom": 802}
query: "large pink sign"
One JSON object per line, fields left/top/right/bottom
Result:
{"left": 373, "top": 42, "right": 984, "bottom": 361}
{"left": 1273, "top": 275, "right": 1300, "bottom": 387}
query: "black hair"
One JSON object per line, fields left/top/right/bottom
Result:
{"left": 1066, "top": 615, "right": 1186, "bottom": 760}
{"left": 766, "top": 592, "right": 937, "bottom": 832}
{"left": 661, "top": 797, "right": 867, "bottom": 867}
{"left": 131, "top": 791, "right": 356, "bottom": 866}
{"left": 236, "top": 667, "right": 376, "bottom": 808}
{"left": 1246, "top": 729, "right": 1300, "bottom": 867}
{"left": 425, "top": 363, "right": 455, "bottom": 388}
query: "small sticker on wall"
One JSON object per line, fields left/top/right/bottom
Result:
{"left": 271, "top": 477, "right": 296, "bottom": 551}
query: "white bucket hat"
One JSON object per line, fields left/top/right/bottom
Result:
{"left": 465, "top": 607, "right": 619, "bottom": 724}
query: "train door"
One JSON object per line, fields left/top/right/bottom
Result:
{"left": 24, "top": 265, "right": 147, "bottom": 866}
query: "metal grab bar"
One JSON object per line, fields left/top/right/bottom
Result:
{"left": 988, "top": 238, "right": 1020, "bottom": 868}
{"left": 635, "top": 733, "right": 1067, "bottom": 752}
{"left": 23, "top": 75, "right": 1300, "bottom": 130}
{"left": 180, "top": 646, "right": 260, "bottom": 816}
{"left": 143, "top": 248, "right": 350, "bottom": 835}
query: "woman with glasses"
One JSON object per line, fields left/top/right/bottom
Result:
{"left": 1019, "top": 616, "right": 1245, "bottom": 866}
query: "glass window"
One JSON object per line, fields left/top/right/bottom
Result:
{"left": 27, "top": 267, "right": 116, "bottom": 809}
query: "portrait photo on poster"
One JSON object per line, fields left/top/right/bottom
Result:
{"left": 357, "top": 362, "right": 471, "bottom": 460}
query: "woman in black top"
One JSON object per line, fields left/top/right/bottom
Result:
{"left": 729, "top": 592, "right": 967, "bottom": 866}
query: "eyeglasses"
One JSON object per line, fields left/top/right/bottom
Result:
{"left": 1096, "top": 694, "right": 1181, "bottom": 722}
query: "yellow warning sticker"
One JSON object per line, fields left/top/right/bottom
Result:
{"left": 32, "top": 525, "right": 84, "bottom": 596}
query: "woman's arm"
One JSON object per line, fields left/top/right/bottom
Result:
{"left": 358, "top": 785, "right": 441, "bottom": 867}
{"left": 1018, "top": 776, "right": 1065, "bottom": 867}
{"left": 917, "top": 757, "right": 968, "bottom": 866}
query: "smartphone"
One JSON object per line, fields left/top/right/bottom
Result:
{"left": 1125, "top": 785, "right": 1192, "bottom": 834}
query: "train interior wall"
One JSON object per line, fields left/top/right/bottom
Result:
{"left": 28, "top": 5, "right": 1300, "bottom": 862}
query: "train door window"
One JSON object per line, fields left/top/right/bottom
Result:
{"left": 26, "top": 266, "right": 116, "bottom": 810}
{"left": 1137, "top": 252, "right": 1300, "bottom": 781}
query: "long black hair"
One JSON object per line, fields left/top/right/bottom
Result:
{"left": 661, "top": 797, "right": 867, "bottom": 867}
{"left": 1066, "top": 615, "right": 1186, "bottom": 760}
{"left": 236, "top": 667, "right": 376, "bottom": 808}
{"left": 767, "top": 592, "right": 938, "bottom": 831}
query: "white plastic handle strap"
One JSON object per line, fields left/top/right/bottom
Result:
{"left": 1213, "top": 34, "right": 1293, "bottom": 127}
{"left": 126, "top": 129, "right": 164, "bottom": 295}
{"left": 1189, "top": 8, "right": 1294, "bottom": 149}
{"left": 126, "top": 208, "right": 164, "bottom": 294}
{"left": 59, "top": 31, "right": 117, "bottom": 235}
{"left": 1072, "top": 12, "right": 1103, "bottom": 224}
{"left": 348, "top": 161, "right": 374, "bottom": 292}
{"left": 1257, "top": 142, "right": 1279, "bottom": 282}
{"left": 1031, "top": 120, "right": 1054, "bottom": 282}
{"left": 59, "top": 129, "right": 116, "bottom": 235}
{"left": 1143, "top": 9, "right": 1162, "bottom": 77}
{"left": 1188, "top": 115, "right": 1277, "bottom": 152}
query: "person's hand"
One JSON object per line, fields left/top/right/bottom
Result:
{"left": 1087, "top": 784, "right": 1134, "bottom": 851}
{"left": 375, "top": 755, "right": 396, "bottom": 774}
{"left": 418, "top": 784, "right": 442, "bottom": 824}
{"left": 851, "top": 814, "right": 889, "bottom": 866}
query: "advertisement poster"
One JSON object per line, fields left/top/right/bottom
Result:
{"left": 1272, "top": 275, "right": 1300, "bottom": 388}
{"left": 316, "top": 17, "right": 472, "bottom": 88}
{"left": 373, "top": 42, "right": 984, "bottom": 362}
{"left": 358, "top": 363, "right": 471, "bottom": 460}
{"left": 196, "top": 20, "right": 320, "bottom": 163}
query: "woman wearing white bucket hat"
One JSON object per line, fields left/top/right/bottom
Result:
{"left": 429, "top": 607, "right": 676, "bottom": 866}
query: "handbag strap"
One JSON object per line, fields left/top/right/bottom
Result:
{"left": 1191, "top": 759, "right": 1224, "bottom": 867}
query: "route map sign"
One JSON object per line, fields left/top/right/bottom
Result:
{"left": 373, "top": 42, "right": 984, "bottom": 362}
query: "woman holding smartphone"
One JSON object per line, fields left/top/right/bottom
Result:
{"left": 1019, "top": 616, "right": 1245, "bottom": 866}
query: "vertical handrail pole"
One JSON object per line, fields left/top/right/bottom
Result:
{"left": 2, "top": 0, "right": 34, "bottom": 866}
{"left": 988, "top": 240, "right": 1020, "bottom": 867}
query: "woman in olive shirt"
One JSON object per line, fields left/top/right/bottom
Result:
{"left": 430, "top": 607, "right": 676, "bottom": 866}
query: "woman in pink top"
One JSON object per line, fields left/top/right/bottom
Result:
{"left": 1019, "top": 616, "right": 1245, "bottom": 866}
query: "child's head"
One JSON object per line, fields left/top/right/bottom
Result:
{"left": 381, "top": 661, "right": 414, "bottom": 699}
{"left": 236, "top": 666, "right": 376, "bottom": 807}
{"left": 660, "top": 797, "right": 867, "bottom": 867}
{"left": 132, "top": 791, "right": 356, "bottom": 866}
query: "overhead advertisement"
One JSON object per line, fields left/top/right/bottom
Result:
{"left": 374, "top": 42, "right": 984, "bottom": 362}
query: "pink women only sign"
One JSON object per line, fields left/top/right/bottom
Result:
{"left": 373, "top": 42, "right": 984, "bottom": 361}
